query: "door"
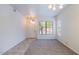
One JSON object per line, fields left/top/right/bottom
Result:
{"left": 37, "top": 20, "right": 56, "bottom": 39}
{"left": 26, "top": 18, "right": 38, "bottom": 39}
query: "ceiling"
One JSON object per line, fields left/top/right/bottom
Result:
{"left": 11, "top": 4, "right": 67, "bottom": 19}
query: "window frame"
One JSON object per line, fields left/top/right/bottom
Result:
{"left": 39, "top": 21, "right": 53, "bottom": 35}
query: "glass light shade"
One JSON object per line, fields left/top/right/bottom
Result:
{"left": 59, "top": 5, "right": 63, "bottom": 9}
{"left": 30, "top": 19, "right": 35, "bottom": 24}
{"left": 52, "top": 6, "right": 56, "bottom": 11}
{"left": 48, "top": 4, "right": 52, "bottom": 10}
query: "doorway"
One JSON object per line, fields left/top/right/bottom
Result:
{"left": 25, "top": 16, "right": 38, "bottom": 39}
{"left": 37, "top": 20, "right": 56, "bottom": 39}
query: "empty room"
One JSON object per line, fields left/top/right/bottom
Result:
{"left": 0, "top": 4, "right": 79, "bottom": 55}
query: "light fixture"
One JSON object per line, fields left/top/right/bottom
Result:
{"left": 52, "top": 5, "right": 56, "bottom": 11}
{"left": 59, "top": 4, "right": 63, "bottom": 9}
{"left": 48, "top": 4, "right": 64, "bottom": 11}
{"left": 48, "top": 4, "right": 52, "bottom": 10}
{"left": 25, "top": 16, "right": 36, "bottom": 24}
{"left": 30, "top": 19, "right": 35, "bottom": 24}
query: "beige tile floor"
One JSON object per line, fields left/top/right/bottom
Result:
{"left": 3, "top": 39, "right": 77, "bottom": 55}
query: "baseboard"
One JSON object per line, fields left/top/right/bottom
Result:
{"left": 26, "top": 37, "right": 37, "bottom": 39}
{"left": 27, "top": 38, "right": 56, "bottom": 40}
{"left": 2, "top": 37, "right": 26, "bottom": 55}
{"left": 57, "top": 39, "right": 78, "bottom": 55}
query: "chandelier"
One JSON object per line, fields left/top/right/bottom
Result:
{"left": 48, "top": 4, "right": 64, "bottom": 11}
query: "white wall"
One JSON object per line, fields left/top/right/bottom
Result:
{"left": 57, "top": 5, "right": 79, "bottom": 54}
{"left": 0, "top": 5, "right": 25, "bottom": 54}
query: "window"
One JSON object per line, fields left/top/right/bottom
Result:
{"left": 57, "top": 19, "right": 61, "bottom": 36}
{"left": 39, "top": 21, "right": 53, "bottom": 35}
